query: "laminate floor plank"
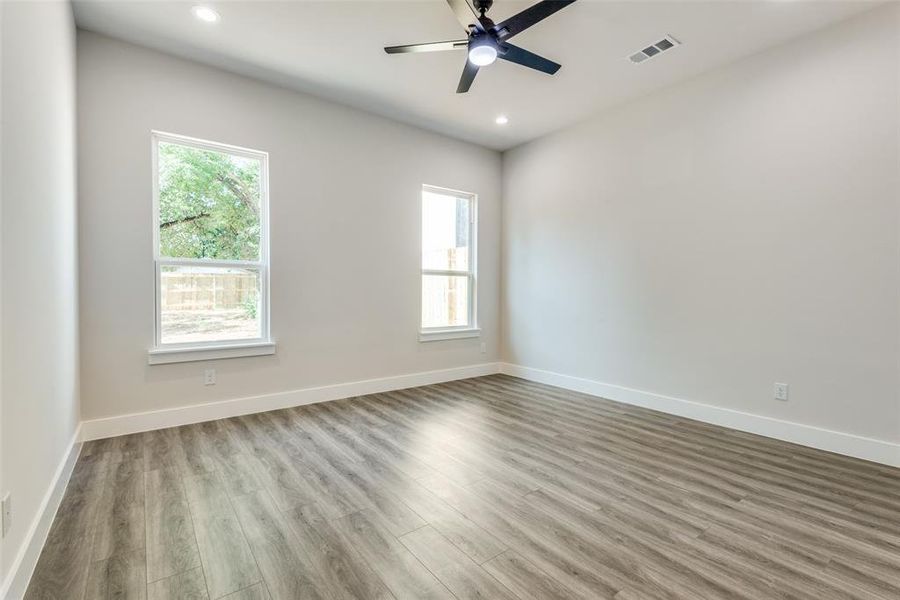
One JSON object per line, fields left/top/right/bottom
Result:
{"left": 221, "top": 584, "right": 271, "bottom": 600}
{"left": 176, "top": 424, "right": 219, "bottom": 477}
{"left": 26, "top": 375, "right": 900, "bottom": 600}
{"left": 483, "top": 550, "right": 586, "bottom": 600}
{"left": 84, "top": 548, "right": 147, "bottom": 600}
{"left": 397, "top": 525, "right": 519, "bottom": 600}
{"left": 214, "top": 451, "right": 268, "bottom": 498}
{"left": 253, "top": 412, "right": 367, "bottom": 518}
{"left": 25, "top": 452, "right": 108, "bottom": 600}
{"left": 230, "top": 491, "right": 327, "bottom": 600}
{"left": 144, "top": 468, "right": 202, "bottom": 583}
{"left": 228, "top": 416, "right": 323, "bottom": 510}
{"left": 282, "top": 504, "right": 395, "bottom": 600}
{"left": 183, "top": 471, "right": 261, "bottom": 599}
{"left": 147, "top": 567, "right": 208, "bottom": 600}
{"left": 332, "top": 510, "right": 455, "bottom": 600}
{"left": 316, "top": 402, "right": 438, "bottom": 480}
{"left": 92, "top": 458, "right": 145, "bottom": 562}
{"left": 323, "top": 456, "right": 426, "bottom": 536}
{"left": 23, "top": 534, "right": 95, "bottom": 600}
{"left": 397, "top": 479, "right": 507, "bottom": 564}
{"left": 417, "top": 472, "right": 626, "bottom": 599}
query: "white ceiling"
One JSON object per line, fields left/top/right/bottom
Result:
{"left": 73, "top": 0, "right": 881, "bottom": 150}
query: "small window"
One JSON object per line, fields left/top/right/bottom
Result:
{"left": 150, "top": 132, "right": 271, "bottom": 361}
{"left": 420, "top": 185, "right": 478, "bottom": 340}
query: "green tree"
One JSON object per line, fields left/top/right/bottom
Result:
{"left": 158, "top": 142, "right": 260, "bottom": 260}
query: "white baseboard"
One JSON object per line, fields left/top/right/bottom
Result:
{"left": 500, "top": 363, "right": 900, "bottom": 468}
{"left": 1, "top": 425, "right": 82, "bottom": 600}
{"left": 80, "top": 363, "right": 502, "bottom": 441}
{"left": 79, "top": 359, "right": 900, "bottom": 465}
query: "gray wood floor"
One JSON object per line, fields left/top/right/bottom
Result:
{"left": 24, "top": 374, "right": 900, "bottom": 600}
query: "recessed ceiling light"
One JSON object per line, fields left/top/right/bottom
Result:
{"left": 495, "top": 115, "right": 509, "bottom": 125}
{"left": 191, "top": 5, "right": 220, "bottom": 23}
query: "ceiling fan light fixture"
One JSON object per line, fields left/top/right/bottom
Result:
{"left": 468, "top": 40, "right": 498, "bottom": 66}
{"left": 191, "top": 5, "right": 220, "bottom": 23}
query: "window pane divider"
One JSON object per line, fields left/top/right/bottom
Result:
{"left": 156, "top": 257, "right": 265, "bottom": 270}
{"left": 422, "top": 269, "right": 473, "bottom": 277}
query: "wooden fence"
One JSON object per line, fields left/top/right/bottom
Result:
{"left": 161, "top": 272, "right": 257, "bottom": 311}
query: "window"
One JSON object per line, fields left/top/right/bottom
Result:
{"left": 149, "top": 132, "right": 273, "bottom": 364}
{"left": 420, "top": 185, "right": 478, "bottom": 341}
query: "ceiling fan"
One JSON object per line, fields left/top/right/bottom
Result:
{"left": 384, "top": 0, "right": 577, "bottom": 93}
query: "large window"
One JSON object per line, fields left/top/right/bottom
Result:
{"left": 149, "top": 132, "right": 272, "bottom": 363}
{"left": 420, "top": 185, "right": 478, "bottom": 340}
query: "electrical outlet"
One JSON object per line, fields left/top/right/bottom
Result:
{"left": 2, "top": 493, "right": 11, "bottom": 538}
{"left": 204, "top": 369, "right": 216, "bottom": 386}
{"left": 774, "top": 382, "right": 789, "bottom": 401}
{"left": 480, "top": 342, "right": 486, "bottom": 354}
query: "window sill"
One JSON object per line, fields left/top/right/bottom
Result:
{"left": 418, "top": 328, "right": 481, "bottom": 342}
{"left": 148, "top": 341, "right": 276, "bottom": 365}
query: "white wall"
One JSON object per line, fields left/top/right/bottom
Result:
{"left": 0, "top": 0, "right": 80, "bottom": 590}
{"left": 77, "top": 32, "right": 501, "bottom": 422}
{"left": 502, "top": 5, "right": 900, "bottom": 445}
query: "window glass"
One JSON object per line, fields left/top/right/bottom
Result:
{"left": 160, "top": 266, "right": 261, "bottom": 344}
{"left": 422, "top": 274, "right": 469, "bottom": 329}
{"left": 422, "top": 191, "right": 470, "bottom": 271}
{"left": 158, "top": 141, "right": 261, "bottom": 261}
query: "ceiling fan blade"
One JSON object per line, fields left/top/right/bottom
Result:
{"left": 493, "top": 0, "right": 577, "bottom": 40}
{"left": 385, "top": 39, "right": 468, "bottom": 54}
{"left": 456, "top": 60, "right": 479, "bottom": 93}
{"left": 445, "top": 0, "right": 484, "bottom": 32}
{"left": 499, "top": 43, "right": 561, "bottom": 75}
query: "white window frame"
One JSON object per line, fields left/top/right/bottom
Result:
{"left": 419, "top": 184, "right": 479, "bottom": 342}
{"left": 148, "top": 131, "right": 274, "bottom": 364}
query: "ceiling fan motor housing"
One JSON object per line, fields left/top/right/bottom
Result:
{"left": 469, "top": 33, "right": 498, "bottom": 51}
{"left": 473, "top": 0, "right": 494, "bottom": 14}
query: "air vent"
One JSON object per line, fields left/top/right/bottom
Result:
{"left": 628, "top": 35, "right": 680, "bottom": 64}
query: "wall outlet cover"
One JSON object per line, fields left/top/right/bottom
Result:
{"left": 774, "top": 382, "right": 789, "bottom": 401}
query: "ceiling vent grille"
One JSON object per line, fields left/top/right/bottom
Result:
{"left": 628, "top": 35, "right": 680, "bottom": 64}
